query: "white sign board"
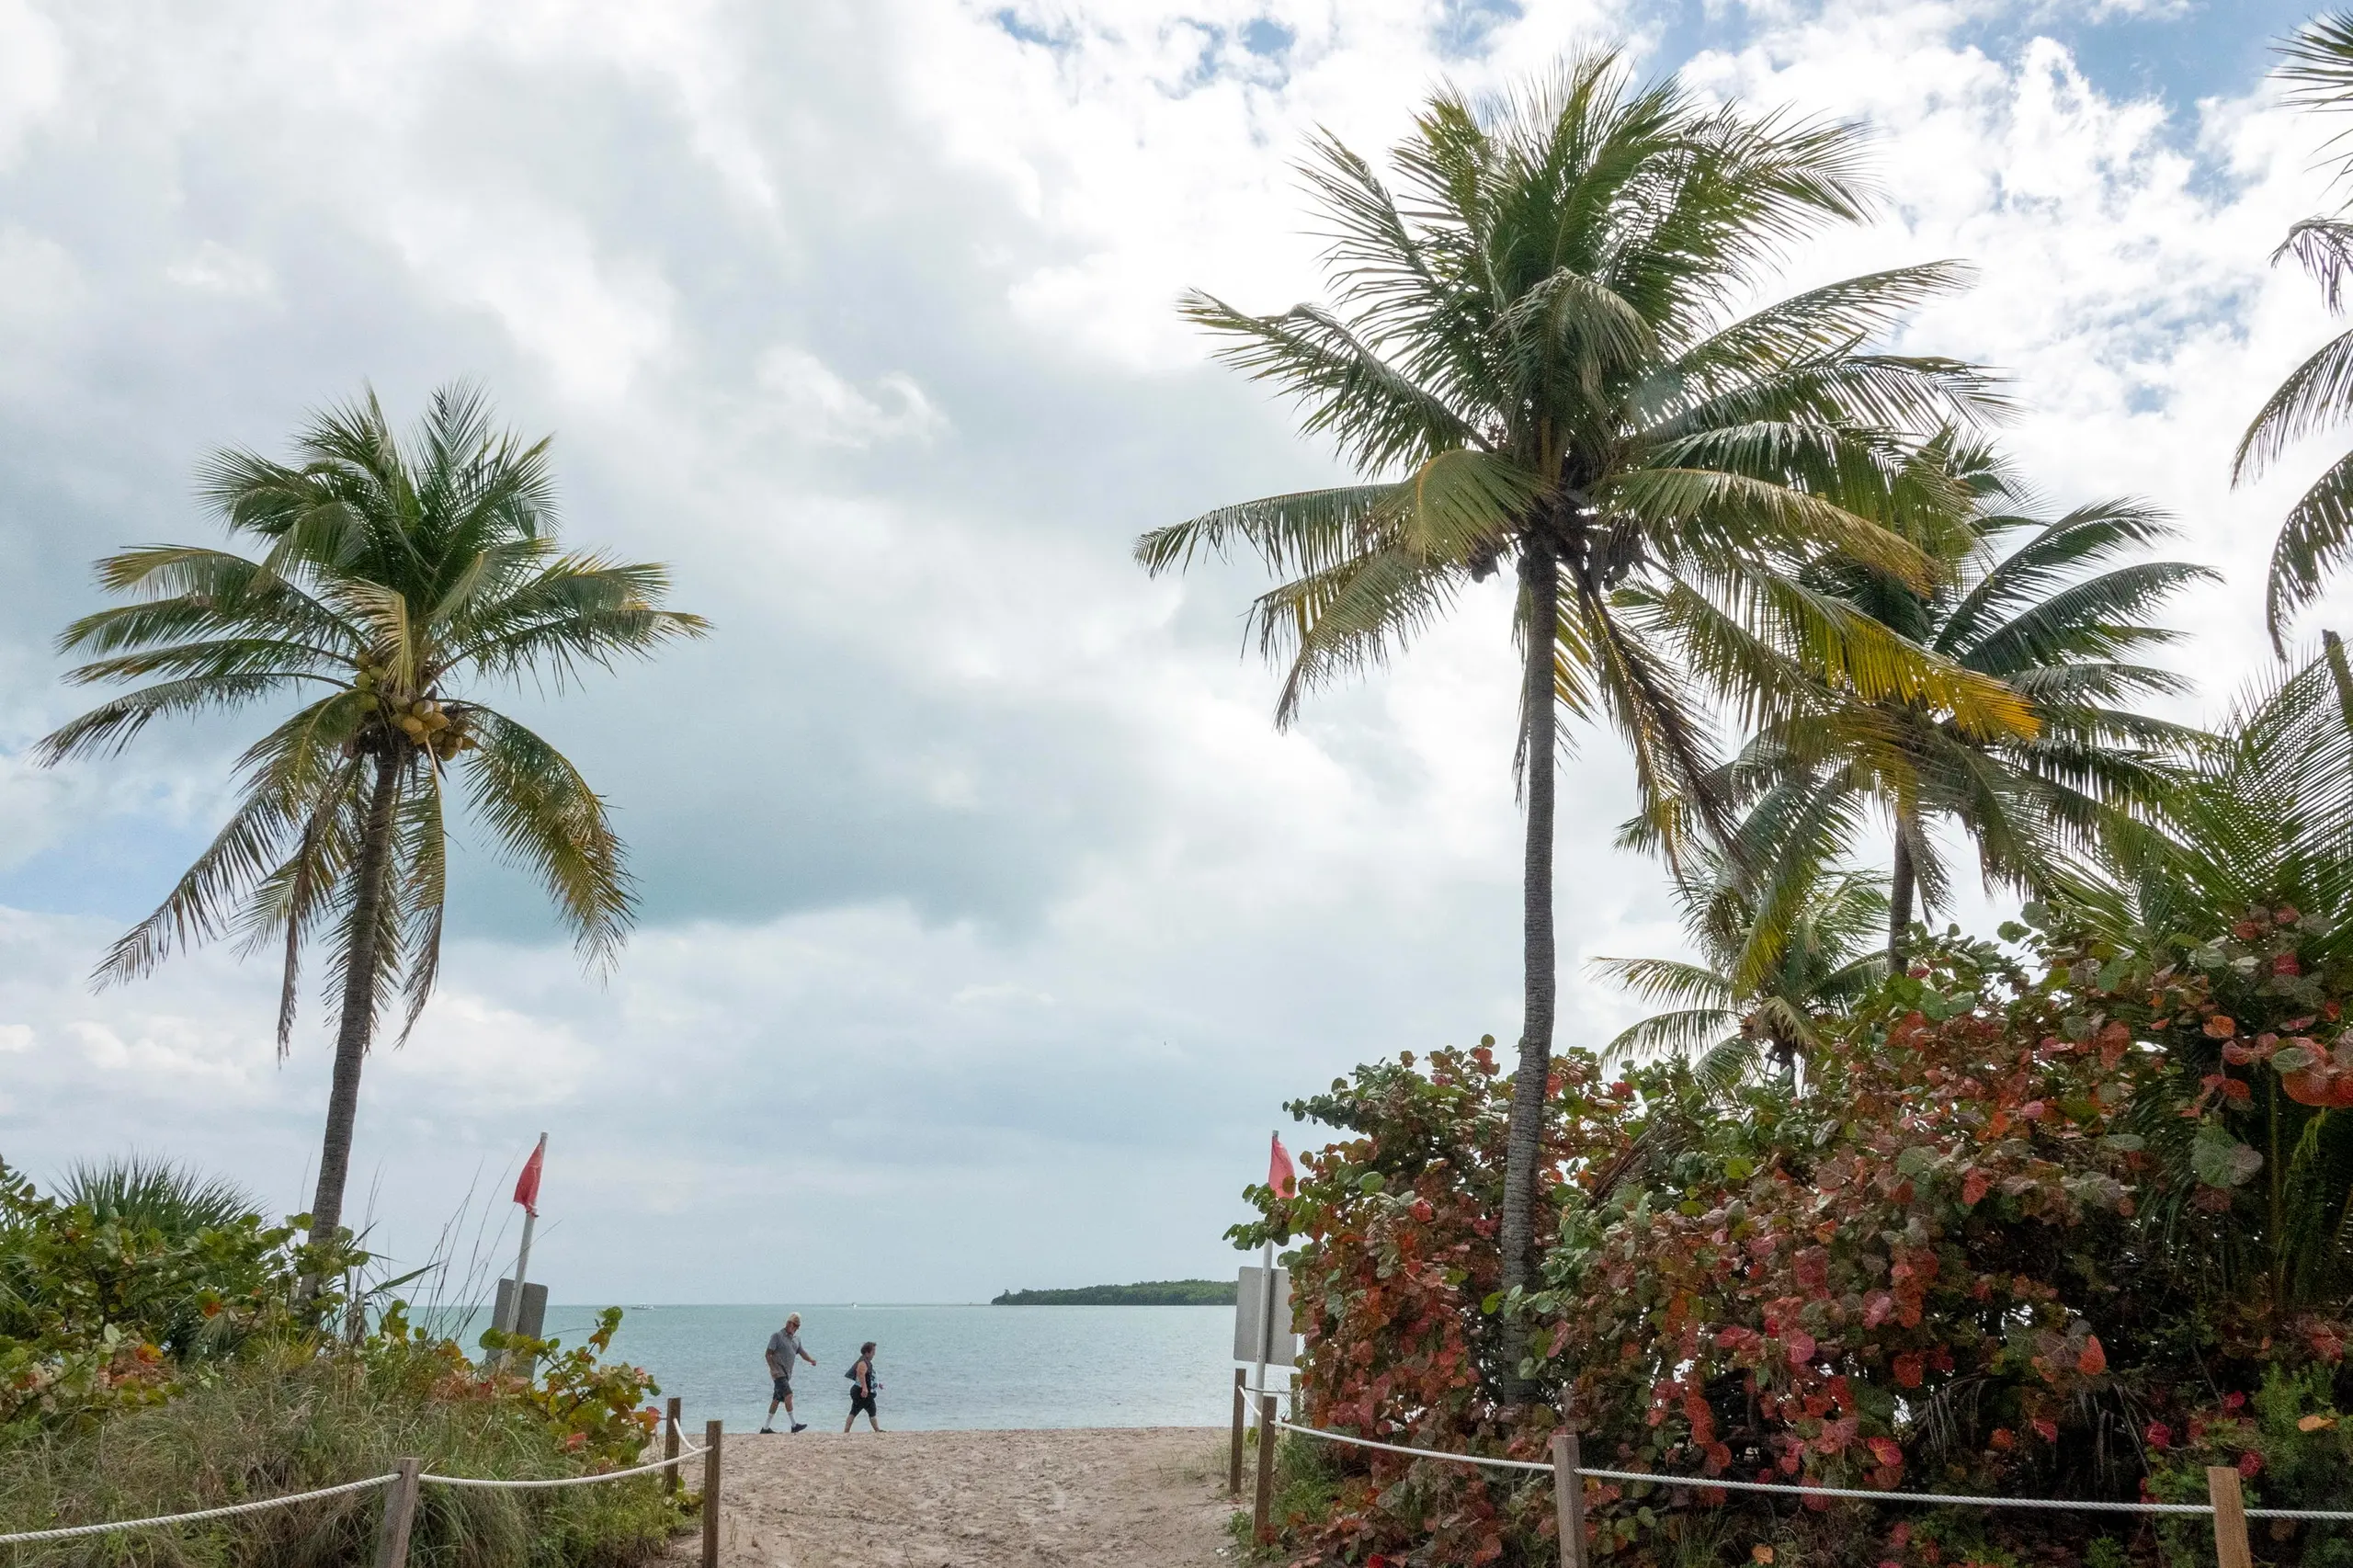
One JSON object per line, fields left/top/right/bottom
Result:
{"left": 1233, "top": 1264, "right": 1300, "bottom": 1367}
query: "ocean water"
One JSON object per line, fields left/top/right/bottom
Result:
{"left": 481, "top": 1303, "right": 1285, "bottom": 1433}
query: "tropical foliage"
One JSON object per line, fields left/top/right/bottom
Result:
{"left": 1241, "top": 905, "right": 2353, "bottom": 1568}
{"left": 2241, "top": 12, "right": 2353, "bottom": 651}
{"left": 2061, "top": 638, "right": 2353, "bottom": 957}
{"left": 0, "top": 1345, "right": 676, "bottom": 1568}
{"left": 35, "top": 385, "right": 706, "bottom": 1245}
{"left": 0, "top": 1159, "right": 677, "bottom": 1564}
{"left": 1142, "top": 51, "right": 2027, "bottom": 1364}
{"left": 1590, "top": 853, "right": 1886, "bottom": 1088}
{"left": 1638, "top": 439, "right": 2206, "bottom": 971}
{"left": 1211, "top": 28, "right": 2353, "bottom": 1568}
{"left": 0, "top": 1157, "right": 348, "bottom": 1426}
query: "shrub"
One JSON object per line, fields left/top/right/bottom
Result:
{"left": 1244, "top": 923, "right": 2353, "bottom": 1567}
{"left": 0, "top": 1159, "right": 678, "bottom": 1564}
{"left": 0, "top": 1345, "right": 676, "bottom": 1566}
{"left": 0, "top": 1159, "right": 360, "bottom": 1429}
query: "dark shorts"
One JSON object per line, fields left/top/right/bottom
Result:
{"left": 771, "top": 1376, "right": 793, "bottom": 1401}
{"left": 850, "top": 1390, "right": 878, "bottom": 1417}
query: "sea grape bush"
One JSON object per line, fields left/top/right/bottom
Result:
{"left": 1245, "top": 922, "right": 2353, "bottom": 1568}
{"left": 0, "top": 1159, "right": 360, "bottom": 1429}
{"left": 472, "top": 1306, "right": 664, "bottom": 1465}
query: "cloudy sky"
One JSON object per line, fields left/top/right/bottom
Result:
{"left": 0, "top": 0, "right": 2341, "bottom": 1303}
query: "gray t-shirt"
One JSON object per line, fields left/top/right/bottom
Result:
{"left": 767, "top": 1329, "right": 803, "bottom": 1379}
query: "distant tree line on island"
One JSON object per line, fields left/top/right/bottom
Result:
{"left": 990, "top": 1278, "right": 1233, "bottom": 1306}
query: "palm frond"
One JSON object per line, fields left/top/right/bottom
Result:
{"left": 458, "top": 709, "right": 634, "bottom": 968}
{"left": 1135, "top": 487, "right": 1394, "bottom": 580}
{"left": 2234, "top": 324, "right": 2353, "bottom": 482}
{"left": 1256, "top": 549, "right": 1463, "bottom": 727}
{"left": 1586, "top": 955, "right": 1735, "bottom": 1008}
{"left": 36, "top": 675, "right": 317, "bottom": 764}
{"left": 1600, "top": 1008, "right": 1740, "bottom": 1065}
{"left": 1178, "top": 293, "right": 1483, "bottom": 474}
{"left": 2267, "top": 446, "right": 2353, "bottom": 654}
{"left": 2276, "top": 219, "right": 2353, "bottom": 313}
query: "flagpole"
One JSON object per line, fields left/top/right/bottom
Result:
{"left": 509, "top": 1210, "right": 538, "bottom": 1319}
{"left": 494, "top": 1132, "right": 548, "bottom": 1343}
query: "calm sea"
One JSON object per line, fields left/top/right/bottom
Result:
{"left": 467, "top": 1303, "right": 1285, "bottom": 1433}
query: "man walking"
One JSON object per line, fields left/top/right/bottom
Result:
{"left": 761, "top": 1312, "right": 815, "bottom": 1433}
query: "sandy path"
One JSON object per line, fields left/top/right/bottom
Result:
{"left": 671, "top": 1426, "right": 1236, "bottom": 1568}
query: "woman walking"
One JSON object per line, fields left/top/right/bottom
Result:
{"left": 844, "top": 1341, "right": 881, "bottom": 1432}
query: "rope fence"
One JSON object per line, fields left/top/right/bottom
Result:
{"left": 1233, "top": 1379, "right": 2353, "bottom": 1568}
{"left": 423, "top": 1432, "right": 707, "bottom": 1491}
{"left": 0, "top": 1473, "right": 399, "bottom": 1547}
{"left": 0, "top": 1397, "right": 732, "bottom": 1568}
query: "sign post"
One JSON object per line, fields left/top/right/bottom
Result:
{"left": 1245, "top": 1133, "right": 1297, "bottom": 1436}
{"left": 1252, "top": 1231, "right": 1275, "bottom": 1429}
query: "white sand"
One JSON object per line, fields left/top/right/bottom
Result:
{"left": 668, "top": 1426, "right": 1237, "bottom": 1568}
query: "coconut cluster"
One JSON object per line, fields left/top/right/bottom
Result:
{"left": 397, "top": 699, "right": 477, "bottom": 760}
{"left": 351, "top": 665, "right": 477, "bottom": 759}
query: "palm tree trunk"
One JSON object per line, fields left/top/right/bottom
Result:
{"left": 309, "top": 746, "right": 401, "bottom": 1247}
{"left": 1498, "top": 537, "right": 1559, "bottom": 1401}
{"left": 1887, "top": 829, "right": 1915, "bottom": 970}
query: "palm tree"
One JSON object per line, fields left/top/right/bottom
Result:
{"left": 2235, "top": 13, "right": 2353, "bottom": 653}
{"left": 36, "top": 384, "right": 706, "bottom": 1248}
{"left": 1677, "top": 440, "right": 2209, "bottom": 967}
{"left": 58, "top": 1156, "right": 259, "bottom": 1236}
{"left": 1591, "top": 855, "right": 1886, "bottom": 1091}
{"left": 1136, "top": 55, "right": 2029, "bottom": 1383}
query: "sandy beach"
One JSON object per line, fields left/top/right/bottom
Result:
{"left": 669, "top": 1426, "right": 1237, "bottom": 1568}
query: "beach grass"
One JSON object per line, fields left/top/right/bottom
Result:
{"left": 0, "top": 1343, "right": 682, "bottom": 1566}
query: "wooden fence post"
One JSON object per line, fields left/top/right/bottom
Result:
{"left": 1253, "top": 1393, "right": 1279, "bottom": 1544}
{"left": 2209, "top": 1466, "right": 2254, "bottom": 1568}
{"left": 664, "top": 1397, "right": 683, "bottom": 1497}
{"left": 1552, "top": 1429, "right": 1587, "bottom": 1568}
{"left": 373, "top": 1457, "right": 422, "bottom": 1568}
{"left": 1229, "top": 1369, "right": 1247, "bottom": 1496}
{"left": 701, "top": 1420, "right": 723, "bottom": 1568}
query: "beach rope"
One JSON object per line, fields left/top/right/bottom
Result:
{"left": 423, "top": 1434, "right": 706, "bottom": 1491}
{"left": 0, "top": 1423, "right": 706, "bottom": 1541}
{"left": 0, "top": 1473, "right": 398, "bottom": 1546}
{"left": 1245, "top": 1390, "right": 2353, "bottom": 1522}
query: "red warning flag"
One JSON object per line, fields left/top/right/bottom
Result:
{"left": 513, "top": 1135, "right": 547, "bottom": 1217}
{"left": 1268, "top": 1133, "right": 1295, "bottom": 1199}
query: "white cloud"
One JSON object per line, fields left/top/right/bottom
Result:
{"left": 755, "top": 347, "right": 946, "bottom": 447}
{"left": 0, "top": 1, "right": 64, "bottom": 168}
{"left": 383, "top": 199, "right": 675, "bottom": 402}
{"left": 165, "top": 242, "right": 274, "bottom": 297}
{"left": 0, "top": 0, "right": 2335, "bottom": 1301}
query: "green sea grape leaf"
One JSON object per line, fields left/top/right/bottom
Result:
{"left": 2192, "top": 1124, "right": 2263, "bottom": 1188}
